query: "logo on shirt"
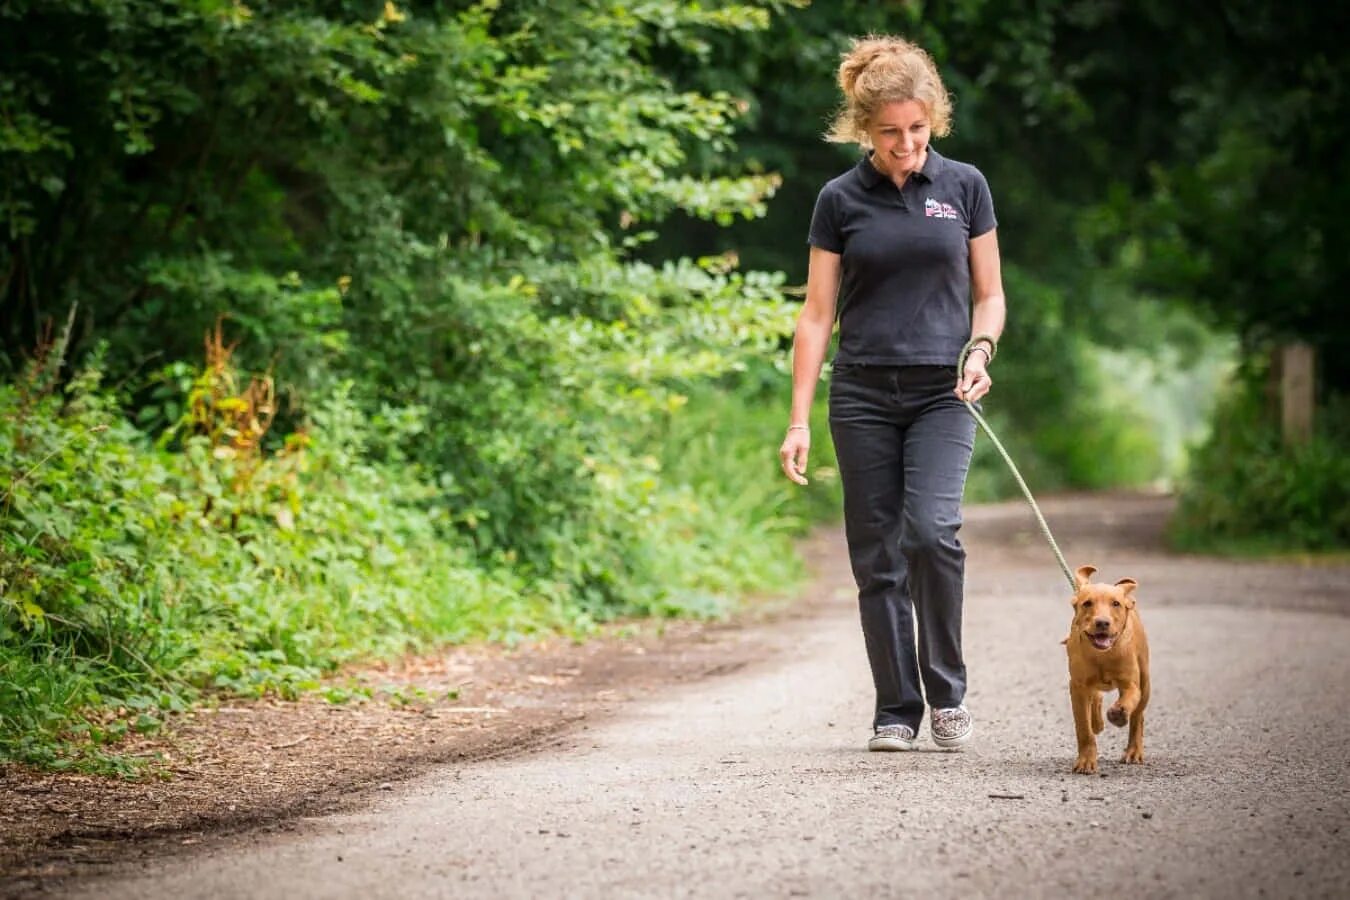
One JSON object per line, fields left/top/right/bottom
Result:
{"left": 924, "top": 197, "right": 959, "bottom": 220}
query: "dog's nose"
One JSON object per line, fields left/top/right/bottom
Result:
{"left": 1093, "top": 617, "right": 1111, "bottom": 632}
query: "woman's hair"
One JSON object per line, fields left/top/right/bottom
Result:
{"left": 826, "top": 35, "right": 952, "bottom": 145}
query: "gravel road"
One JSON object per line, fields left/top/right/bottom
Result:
{"left": 67, "top": 494, "right": 1350, "bottom": 899}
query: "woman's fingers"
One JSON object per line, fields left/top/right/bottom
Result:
{"left": 957, "top": 365, "right": 992, "bottom": 402}
{"left": 792, "top": 443, "right": 810, "bottom": 484}
{"left": 779, "top": 437, "right": 810, "bottom": 485}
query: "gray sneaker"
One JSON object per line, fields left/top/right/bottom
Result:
{"left": 868, "top": 723, "right": 918, "bottom": 752}
{"left": 931, "top": 705, "right": 973, "bottom": 749}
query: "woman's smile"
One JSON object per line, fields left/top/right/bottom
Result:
{"left": 866, "top": 99, "right": 930, "bottom": 181}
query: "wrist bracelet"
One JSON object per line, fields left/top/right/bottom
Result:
{"left": 970, "top": 332, "right": 999, "bottom": 361}
{"left": 968, "top": 345, "right": 991, "bottom": 364}
{"left": 786, "top": 424, "right": 810, "bottom": 432}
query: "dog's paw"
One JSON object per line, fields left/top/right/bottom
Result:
{"left": 1121, "top": 745, "right": 1144, "bottom": 765}
{"left": 1106, "top": 704, "right": 1128, "bottom": 728}
{"left": 1073, "top": 754, "right": 1098, "bottom": 774}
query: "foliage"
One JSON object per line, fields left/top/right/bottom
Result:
{"left": 0, "top": 352, "right": 512, "bottom": 769}
{"left": 374, "top": 254, "right": 796, "bottom": 582}
{"left": 0, "top": 0, "right": 828, "bottom": 771}
{"left": 1170, "top": 369, "right": 1350, "bottom": 554}
{"left": 0, "top": 1, "right": 791, "bottom": 376}
{"left": 961, "top": 267, "right": 1163, "bottom": 499}
{"left": 0, "top": 0, "right": 811, "bottom": 560}
{"left": 1070, "top": 3, "right": 1350, "bottom": 389}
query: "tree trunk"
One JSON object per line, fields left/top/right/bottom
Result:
{"left": 1274, "top": 342, "right": 1315, "bottom": 446}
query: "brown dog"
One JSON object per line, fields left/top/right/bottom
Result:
{"left": 1063, "top": 565, "right": 1150, "bottom": 774}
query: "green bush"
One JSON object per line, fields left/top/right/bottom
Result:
{"left": 0, "top": 342, "right": 834, "bottom": 771}
{"left": 0, "top": 359, "right": 528, "bottom": 769}
{"left": 1170, "top": 370, "right": 1350, "bottom": 553}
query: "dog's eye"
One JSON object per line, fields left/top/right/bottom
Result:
{"left": 1080, "top": 601, "right": 1092, "bottom": 609}
{"left": 1112, "top": 600, "right": 1121, "bottom": 607}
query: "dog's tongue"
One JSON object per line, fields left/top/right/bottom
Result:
{"left": 1091, "top": 634, "right": 1112, "bottom": 650}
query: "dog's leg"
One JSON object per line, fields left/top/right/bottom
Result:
{"left": 1108, "top": 683, "right": 1141, "bottom": 729}
{"left": 1123, "top": 669, "right": 1149, "bottom": 764}
{"left": 1122, "top": 709, "right": 1145, "bottom": 763}
{"left": 1070, "top": 682, "right": 1098, "bottom": 774}
{"left": 1091, "top": 693, "right": 1104, "bottom": 735}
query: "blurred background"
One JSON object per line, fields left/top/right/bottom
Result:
{"left": 2, "top": 0, "right": 1346, "bottom": 770}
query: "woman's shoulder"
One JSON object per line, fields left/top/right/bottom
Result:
{"left": 931, "top": 150, "right": 990, "bottom": 186}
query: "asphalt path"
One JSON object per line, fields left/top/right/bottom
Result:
{"left": 69, "top": 494, "right": 1350, "bottom": 899}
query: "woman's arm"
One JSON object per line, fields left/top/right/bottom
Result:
{"left": 780, "top": 246, "right": 841, "bottom": 485}
{"left": 958, "top": 228, "right": 1007, "bottom": 402}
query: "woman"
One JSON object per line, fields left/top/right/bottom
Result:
{"left": 779, "top": 35, "right": 1006, "bottom": 752}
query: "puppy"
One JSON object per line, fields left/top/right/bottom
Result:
{"left": 1063, "top": 564, "right": 1150, "bottom": 774}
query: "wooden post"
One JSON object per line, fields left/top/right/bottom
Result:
{"left": 1279, "top": 342, "right": 1315, "bottom": 446}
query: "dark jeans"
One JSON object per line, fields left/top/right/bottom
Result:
{"left": 828, "top": 365, "right": 976, "bottom": 732}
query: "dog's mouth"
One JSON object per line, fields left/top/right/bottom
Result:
{"left": 1087, "top": 632, "right": 1116, "bottom": 651}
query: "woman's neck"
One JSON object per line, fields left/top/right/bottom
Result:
{"left": 869, "top": 147, "right": 927, "bottom": 186}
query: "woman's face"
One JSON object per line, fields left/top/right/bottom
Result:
{"left": 866, "top": 99, "right": 930, "bottom": 179}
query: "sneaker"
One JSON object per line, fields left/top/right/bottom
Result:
{"left": 868, "top": 723, "right": 918, "bottom": 752}
{"left": 931, "top": 705, "right": 973, "bottom": 749}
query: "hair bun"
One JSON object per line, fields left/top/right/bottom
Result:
{"left": 837, "top": 37, "right": 897, "bottom": 97}
{"left": 837, "top": 36, "right": 912, "bottom": 97}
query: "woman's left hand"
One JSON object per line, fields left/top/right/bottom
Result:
{"left": 956, "top": 349, "right": 993, "bottom": 403}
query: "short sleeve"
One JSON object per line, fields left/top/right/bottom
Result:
{"left": 807, "top": 183, "right": 844, "bottom": 253}
{"left": 968, "top": 169, "right": 997, "bottom": 238}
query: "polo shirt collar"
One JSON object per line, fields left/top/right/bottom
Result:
{"left": 857, "top": 146, "right": 947, "bottom": 188}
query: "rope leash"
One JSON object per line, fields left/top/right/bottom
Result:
{"left": 958, "top": 338, "right": 1076, "bottom": 592}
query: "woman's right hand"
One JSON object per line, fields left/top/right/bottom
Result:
{"left": 780, "top": 247, "right": 839, "bottom": 488}
{"left": 779, "top": 427, "right": 811, "bottom": 485}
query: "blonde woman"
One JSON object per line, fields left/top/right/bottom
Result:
{"left": 779, "top": 35, "right": 1006, "bottom": 752}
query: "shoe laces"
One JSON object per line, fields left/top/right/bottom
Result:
{"left": 875, "top": 724, "right": 915, "bottom": 740}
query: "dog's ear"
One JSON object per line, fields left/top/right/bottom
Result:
{"left": 1115, "top": 578, "right": 1138, "bottom": 606}
{"left": 1074, "top": 565, "right": 1097, "bottom": 590}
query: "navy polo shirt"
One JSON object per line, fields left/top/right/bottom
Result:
{"left": 807, "top": 147, "right": 997, "bottom": 367}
